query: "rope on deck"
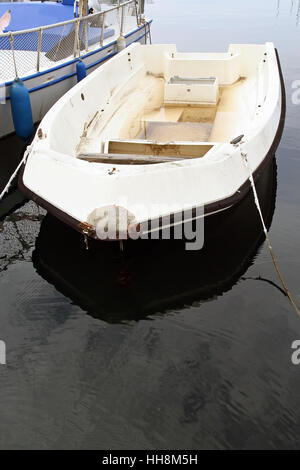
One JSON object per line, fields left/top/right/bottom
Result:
{"left": 239, "top": 146, "right": 300, "bottom": 316}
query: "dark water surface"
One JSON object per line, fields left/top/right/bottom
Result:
{"left": 1, "top": 0, "right": 300, "bottom": 450}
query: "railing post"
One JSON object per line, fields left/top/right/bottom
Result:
{"left": 134, "top": 0, "right": 139, "bottom": 26}
{"left": 74, "top": 19, "right": 80, "bottom": 58}
{"left": 121, "top": 4, "right": 125, "bottom": 35}
{"left": 100, "top": 12, "right": 106, "bottom": 47}
{"left": 36, "top": 28, "right": 43, "bottom": 72}
{"left": 139, "top": 0, "right": 145, "bottom": 23}
{"left": 84, "top": 18, "right": 88, "bottom": 52}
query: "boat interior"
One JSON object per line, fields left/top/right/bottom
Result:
{"left": 48, "top": 43, "right": 269, "bottom": 164}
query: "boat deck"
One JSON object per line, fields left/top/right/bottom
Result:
{"left": 77, "top": 73, "right": 257, "bottom": 160}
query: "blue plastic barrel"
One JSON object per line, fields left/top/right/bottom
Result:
{"left": 76, "top": 60, "right": 86, "bottom": 82}
{"left": 10, "top": 78, "right": 34, "bottom": 142}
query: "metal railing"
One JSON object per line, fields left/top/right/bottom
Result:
{"left": 0, "top": 0, "right": 142, "bottom": 80}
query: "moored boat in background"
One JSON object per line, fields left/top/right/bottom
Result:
{"left": 0, "top": 0, "right": 152, "bottom": 140}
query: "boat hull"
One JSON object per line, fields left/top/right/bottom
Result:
{"left": 19, "top": 45, "right": 286, "bottom": 242}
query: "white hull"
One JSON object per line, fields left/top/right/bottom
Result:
{"left": 0, "top": 22, "right": 150, "bottom": 138}
{"left": 20, "top": 42, "right": 285, "bottom": 241}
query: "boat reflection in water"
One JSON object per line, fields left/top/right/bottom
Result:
{"left": 33, "top": 158, "right": 277, "bottom": 322}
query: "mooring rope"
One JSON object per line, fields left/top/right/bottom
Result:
{"left": 239, "top": 146, "right": 300, "bottom": 316}
{"left": 0, "top": 146, "right": 31, "bottom": 202}
{"left": 9, "top": 33, "right": 18, "bottom": 79}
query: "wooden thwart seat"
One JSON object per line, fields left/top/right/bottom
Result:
{"left": 78, "top": 153, "right": 183, "bottom": 164}
{"left": 105, "top": 139, "right": 214, "bottom": 157}
{"left": 77, "top": 140, "right": 215, "bottom": 164}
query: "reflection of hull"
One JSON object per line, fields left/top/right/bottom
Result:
{"left": 33, "top": 158, "right": 277, "bottom": 322}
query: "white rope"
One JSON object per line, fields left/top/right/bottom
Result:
{"left": 9, "top": 33, "right": 18, "bottom": 79}
{"left": 239, "top": 146, "right": 300, "bottom": 316}
{"left": 0, "top": 146, "right": 31, "bottom": 202}
{"left": 241, "top": 151, "right": 268, "bottom": 234}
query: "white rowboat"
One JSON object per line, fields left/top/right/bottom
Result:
{"left": 19, "top": 42, "right": 285, "bottom": 242}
